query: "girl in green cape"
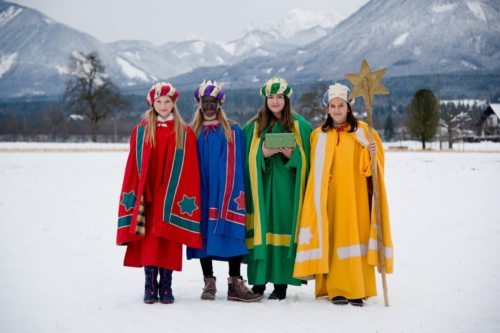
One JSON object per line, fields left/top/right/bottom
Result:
{"left": 242, "top": 77, "right": 312, "bottom": 300}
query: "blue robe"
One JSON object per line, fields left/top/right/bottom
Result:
{"left": 187, "top": 123, "right": 248, "bottom": 260}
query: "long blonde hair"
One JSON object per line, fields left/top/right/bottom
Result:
{"left": 143, "top": 105, "right": 185, "bottom": 149}
{"left": 190, "top": 104, "right": 233, "bottom": 142}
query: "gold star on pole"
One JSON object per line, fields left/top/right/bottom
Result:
{"left": 345, "top": 59, "right": 389, "bottom": 107}
{"left": 345, "top": 59, "right": 391, "bottom": 308}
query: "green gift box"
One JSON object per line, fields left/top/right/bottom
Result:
{"left": 264, "top": 133, "right": 296, "bottom": 148}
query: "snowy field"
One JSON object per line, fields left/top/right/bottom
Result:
{"left": 1, "top": 145, "right": 500, "bottom": 332}
{"left": 384, "top": 140, "right": 500, "bottom": 152}
{"left": 2, "top": 140, "right": 500, "bottom": 152}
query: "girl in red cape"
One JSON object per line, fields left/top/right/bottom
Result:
{"left": 116, "top": 82, "right": 202, "bottom": 304}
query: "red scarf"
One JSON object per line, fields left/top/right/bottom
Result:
{"left": 335, "top": 122, "right": 348, "bottom": 146}
{"left": 203, "top": 121, "right": 220, "bottom": 140}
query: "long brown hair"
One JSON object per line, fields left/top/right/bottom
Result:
{"left": 143, "top": 104, "right": 185, "bottom": 149}
{"left": 253, "top": 95, "right": 294, "bottom": 137}
{"left": 321, "top": 102, "right": 358, "bottom": 133}
{"left": 190, "top": 104, "right": 234, "bottom": 142}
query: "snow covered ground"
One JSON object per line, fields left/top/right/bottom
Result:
{"left": 2, "top": 140, "right": 500, "bottom": 152}
{"left": 1, "top": 146, "right": 500, "bottom": 332}
{"left": 384, "top": 140, "right": 500, "bottom": 152}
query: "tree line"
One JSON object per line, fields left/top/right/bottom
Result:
{"left": 0, "top": 51, "right": 498, "bottom": 147}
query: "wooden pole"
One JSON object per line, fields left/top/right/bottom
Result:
{"left": 363, "top": 77, "right": 389, "bottom": 307}
{"left": 346, "top": 59, "right": 391, "bottom": 307}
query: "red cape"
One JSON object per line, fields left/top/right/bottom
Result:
{"left": 116, "top": 121, "right": 202, "bottom": 248}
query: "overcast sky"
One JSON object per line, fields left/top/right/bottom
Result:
{"left": 9, "top": 0, "right": 369, "bottom": 45}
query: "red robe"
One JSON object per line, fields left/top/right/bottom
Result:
{"left": 116, "top": 119, "right": 202, "bottom": 271}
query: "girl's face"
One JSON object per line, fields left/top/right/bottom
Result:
{"left": 200, "top": 96, "right": 219, "bottom": 121}
{"left": 154, "top": 95, "right": 174, "bottom": 118}
{"left": 327, "top": 97, "right": 349, "bottom": 124}
{"left": 266, "top": 94, "right": 285, "bottom": 116}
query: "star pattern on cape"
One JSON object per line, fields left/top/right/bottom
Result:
{"left": 234, "top": 191, "right": 245, "bottom": 211}
{"left": 345, "top": 59, "right": 389, "bottom": 106}
{"left": 120, "top": 190, "right": 136, "bottom": 212}
{"left": 298, "top": 226, "right": 314, "bottom": 245}
{"left": 178, "top": 195, "right": 198, "bottom": 216}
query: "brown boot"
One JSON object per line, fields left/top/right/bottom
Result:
{"left": 201, "top": 276, "right": 217, "bottom": 300}
{"left": 227, "top": 277, "right": 263, "bottom": 302}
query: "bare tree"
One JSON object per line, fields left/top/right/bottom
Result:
{"left": 44, "top": 105, "right": 65, "bottom": 133}
{"left": 441, "top": 102, "right": 477, "bottom": 148}
{"left": 296, "top": 82, "right": 328, "bottom": 127}
{"left": 63, "top": 51, "right": 129, "bottom": 142}
{"left": 441, "top": 102, "right": 459, "bottom": 149}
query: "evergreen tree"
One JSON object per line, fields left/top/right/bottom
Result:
{"left": 384, "top": 115, "right": 395, "bottom": 141}
{"left": 406, "top": 89, "right": 440, "bottom": 149}
{"left": 490, "top": 91, "right": 500, "bottom": 103}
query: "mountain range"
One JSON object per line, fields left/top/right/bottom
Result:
{"left": 172, "top": 0, "right": 500, "bottom": 89}
{"left": 0, "top": 0, "right": 499, "bottom": 98}
{"left": 0, "top": 1, "right": 342, "bottom": 97}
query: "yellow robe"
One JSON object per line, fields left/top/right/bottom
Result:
{"left": 293, "top": 121, "right": 393, "bottom": 300}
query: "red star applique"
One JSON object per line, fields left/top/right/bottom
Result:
{"left": 234, "top": 191, "right": 245, "bottom": 211}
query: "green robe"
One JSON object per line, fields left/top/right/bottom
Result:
{"left": 243, "top": 113, "right": 312, "bottom": 285}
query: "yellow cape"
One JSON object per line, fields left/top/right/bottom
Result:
{"left": 293, "top": 122, "right": 393, "bottom": 281}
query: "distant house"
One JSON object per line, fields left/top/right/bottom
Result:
{"left": 441, "top": 99, "right": 487, "bottom": 108}
{"left": 479, "top": 104, "right": 500, "bottom": 141}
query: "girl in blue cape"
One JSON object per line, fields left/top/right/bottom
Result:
{"left": 187, "top": 80, "right": 262, "bottom": 302}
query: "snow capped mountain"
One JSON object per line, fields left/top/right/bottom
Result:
{"left": 248, "top": 9, "right": 344, "bottom": 43}
{"left": 161, "top": 39, "right": 232, "bottom": 70}
{"left": 108, "top": 33, "right": 292, "bottom": 84}
{"left": 0, "top": 3, "right": 21, "bottom": 27}
{"left": 0, "top": 1, "right": 343, "bottom": 97}
{"left": 286, "top": 25, "right": 332, "bottom": 47}
{"left": 110, "top": 9, "right": 347, "bottom": 81}
{"left": 108, "top": 39, "right": 232, "bottom": 81}
{"left": 277, "top": 8, "right": 342, "bottom": 38}
{"left": 301, "top": 0, "right": 500, "bottom": 77}
{"left": 221, "top": 30, "right": 296, "bottom": 59}
{"left": 172, "top": 0, "right": 500, "bottom": 88}
{"left": 0, "top": 53, "right": 17, "bottom": 78}
{"left": 1, "top": 0, "right": 498, "bottom": 98}
{"left": 0, "top": 1, "right": 156, "bottom": 97}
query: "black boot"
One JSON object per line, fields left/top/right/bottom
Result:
{"left": 268, "top": 284, "right": 287, "bottom": 300}
{"left": 143, "top": 266, "right": 158, "bottom": 304}
{"left": 251, "top": 284, "right": 266, "bottom": 296}
{"left": 349, "top": 298, "right": 364, "bottom": 307}
{"left": 331, "top": 296, "right": 349, "bottom": 305}
{"left": 159, "top": 268, "right": 174, "bottom": 304}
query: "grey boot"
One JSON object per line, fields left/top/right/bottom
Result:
{"left": 201, "top": 276, "right": 217, "bottom": 300}
{"left": 227, "top": 276, "right": 263, "bottom": 302}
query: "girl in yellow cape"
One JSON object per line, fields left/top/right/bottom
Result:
{"left": 293, "top": 83, "right": 393, "bottom": 307}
